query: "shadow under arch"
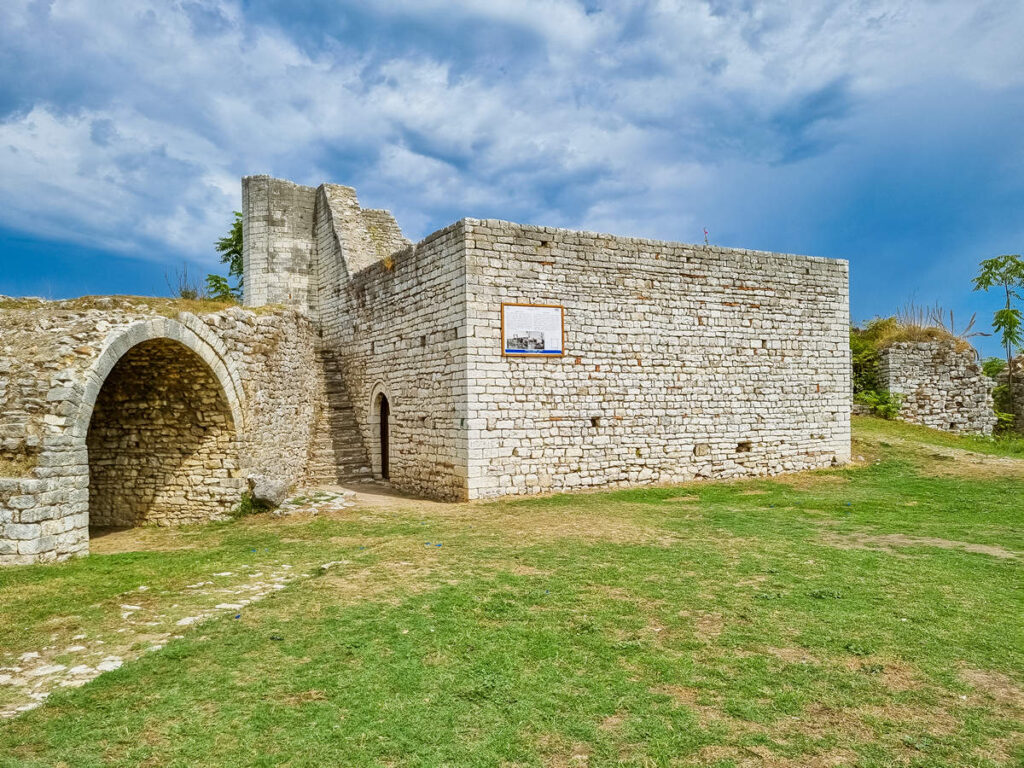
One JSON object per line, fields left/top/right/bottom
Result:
{"left": 74, "top": 317, "right": 248, "bottom": 529}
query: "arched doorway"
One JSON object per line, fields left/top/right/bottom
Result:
{"left": 86, "top": 337, "right": 241, "bottom": 529}
{"left": 379, "top": 393, "right": 390, "bottom": 480}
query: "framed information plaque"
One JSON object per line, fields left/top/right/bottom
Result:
{"left": 501, "top": 303, "right": 565, "bottom": 357}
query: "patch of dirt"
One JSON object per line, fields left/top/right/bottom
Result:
{"left": 959, "top": 667, "right": 1024, "bottom": 709}
{"left": 857, "top": 702, "right": 957, "bottom": 736}
{"left": 846, "top": 658, "right": 921, "bottom": 692}
{"left": 693, "top": 612, "right": 724, "bottom": 642}
{"left": 598, "top": 712, "right": 625, "bottom": 732}
{"left": 282, "top": 689, "right": 327, "bottom": 705}
{"left": 693, "top": 744, "right": 858, "bottom": 767}
{"left": 537, "top": 734, "right": 592, "bottom": 768}
{"left": 862, "top": 433, "right": 1024, "bottom": 480}
{"left": 663, "top": 494, "right": 700, "bottom": 503}
{"left": 88, "top": 526, "right": 202, "bottom": 554}
{"left": 819, "top": 531, "right": 1019, "bottom": 560}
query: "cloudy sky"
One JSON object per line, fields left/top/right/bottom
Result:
{"left": 1, "top": 0, "right": 1022, "bottom": 354}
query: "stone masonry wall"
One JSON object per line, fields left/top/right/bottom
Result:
{"left": 317, "top": 222, "right": 470, "bottom": 501}
{"left": 0, "top": 298, "right": 320, "bottom": 564}
{"left": 87, "top": 338, "right": 239, "bottom": 527}
{"left": 462, "top": 220, "right": 851, "bottom": 499}
{"left": 237, "top": 175, "right": 852, "bottom": 504}
{"left": 879, "top": 341, "right": 996, "bottom": 435}
{"left": 243, "top": 176, "right": 318, "bottom": 312}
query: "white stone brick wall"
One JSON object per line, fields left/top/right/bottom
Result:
{"left": 242, "top": 176, "right": 318, "bottom": 311}
{"left": 316, "top": 221, "right": 470, "bottom": 501}
{"left": 879, "top": 341, "right": 996, "bottom": 435}
{"left": 461, "top": 220, "right": 851, "bottom": 498}
{"left": 248, "top": 178, "right": 851, "bottom": 503}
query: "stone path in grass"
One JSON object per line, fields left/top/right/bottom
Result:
{"left": 0, "top": 563, "right": 307, "bottom": 718}
{"left": 0, "top": 491, "right": 364, "bottom": 719}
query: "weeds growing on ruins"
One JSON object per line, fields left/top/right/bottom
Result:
{"left": 0, "top": 417, "right": 1021, "bottom": 766}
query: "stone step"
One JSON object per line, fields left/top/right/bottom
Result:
{"left": 306, "top": 349, "right": 373, "bottom": 485}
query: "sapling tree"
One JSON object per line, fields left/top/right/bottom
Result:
{"left": 973, "top": 254, "right": 1024, "bottom": 407}
{"left": 207, "top": 211, "right": 243, "bottom": 301}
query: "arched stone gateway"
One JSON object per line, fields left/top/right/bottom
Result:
{"left": 1, "top": 301, "right": 335, "bottom": 565}
{"left": 80, "top": 319, "right": 246, "bottom": 530}
{"left": 86, "top": 338, "right": 242, "bottom": 528}
{"left": 367, "top": 383, "right": 393, "bottom": 481}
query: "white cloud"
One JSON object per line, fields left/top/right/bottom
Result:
{"left": 0, "top": 0, "right": 1021, "bottom": 269}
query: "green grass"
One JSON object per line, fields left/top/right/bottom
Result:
{"left": 1, "top": 417, "right": 1022, "bottom": 766}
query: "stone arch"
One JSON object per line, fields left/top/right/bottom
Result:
{"left": 74, "top": 317, "right": 245, "bottom": 439}
{"left": 367, "top": 381, "right": 393, "bottom": 481}
{"left": 75, "top": 318, "right": 247, "bottom": 529}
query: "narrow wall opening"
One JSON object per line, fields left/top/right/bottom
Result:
{"left": 86, "top": 338, "right": 240, "bottom": 530}
{"left": 379, "top": 393, "right": 390, "bottom": 480}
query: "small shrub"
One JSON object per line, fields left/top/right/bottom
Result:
{"left": 231, "top": 491, "right": 272, "bottom": 519}
{"left": 166, "top": 263, "right": 207, "bottom": 301}
{"left": 982, "top": 357, "right": 1007, "bottom": 379}
{"left": 995, "top": 410, "right": 1016, "bottom": 433}
{"left": 205, "top": 274, "right": 239, "bottom": 303}
{"left": 854, "top": 390, "right": 904, "bottom": 420}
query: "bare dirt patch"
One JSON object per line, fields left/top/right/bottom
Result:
{"left": 88, "top": 526, "right": 205, "bottom": 554}
{"left": 846, "top": 658, "right": 921, "bottom": 692}
{"left": 819, "top": 531, "right": 1019, "bottom": 560}
{"left": 694, "top": 612, "right": 724, "bottom": 642}
{"left": 959, "top": 667, "right": 1024, "bottom": 709}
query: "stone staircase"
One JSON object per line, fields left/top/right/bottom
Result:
{"left": 306, "top": 349, "right": 372, "bottom": 484}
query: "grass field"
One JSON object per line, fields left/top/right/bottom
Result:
{"left": 1, "top": 416, "right": 1022, "bottom": 767}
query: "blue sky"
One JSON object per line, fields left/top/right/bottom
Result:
{"left": 1, "top": 1, "right": 1022, "bottom": 356}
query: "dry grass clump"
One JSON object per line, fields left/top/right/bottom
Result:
{"left": 0, "top": 452, "right": 37, "bottom": 478}
{"left": 866, "top": 316, "right": 972, "bottom": 353}
{"left": 862, "top": 302, "right": 985, "bottom": 355}
{"left": 0, "top": 295, "right": 286, "bottom": 318}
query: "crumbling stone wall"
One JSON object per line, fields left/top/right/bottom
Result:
{"left": 0, "top": 299, "right": 320, "bottom": 564}
{"left": 878, "top": 341, "right": 995, "bottom": 435}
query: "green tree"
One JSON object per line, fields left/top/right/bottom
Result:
{"left": 205, "top": 273, "right": 236, "bottom": 302}
{"left": 973, "top": 254, "right": 1024, "bottom": 408}
{"left": 208, "top": 211, "right": 243, "bottom": 301}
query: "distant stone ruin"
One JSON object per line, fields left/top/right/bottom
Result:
{"left": 878, "top": 341, "right": 996, "bottom": 435}
{"left": 0, "top": 174, "right": 851, "bottom": 564}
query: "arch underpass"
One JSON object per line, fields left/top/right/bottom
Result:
{"left": 86, "top": 337, "right": 242, "bottom": 529}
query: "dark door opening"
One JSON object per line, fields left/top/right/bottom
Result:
{"left": 379, "top": 394, "right": 390, "bottom": 480}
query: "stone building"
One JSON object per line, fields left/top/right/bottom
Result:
{"left": 0, "top": 175, "right": 850, "bottom": 564}
{"left": 877, "top": 341, "right": 996, "bottom": 435}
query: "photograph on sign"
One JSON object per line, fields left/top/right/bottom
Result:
{"left": 502, "top": 304, "right": 564, "bottom": 356}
